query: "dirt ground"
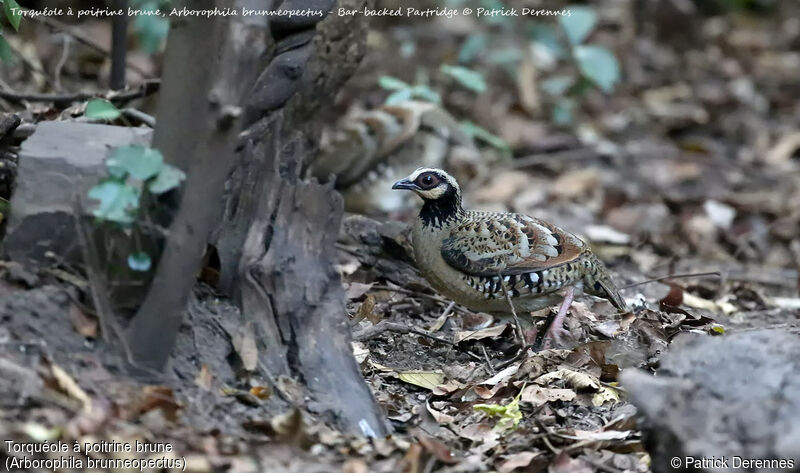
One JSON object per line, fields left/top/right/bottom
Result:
{"left": 1, "top": 0, "right": 799, "bottom": 472}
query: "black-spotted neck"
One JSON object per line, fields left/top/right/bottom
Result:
{"left": 419, "top": 186, "right": 463, "bottom": 228}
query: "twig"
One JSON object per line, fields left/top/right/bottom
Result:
{"left": 351, "top": 320, "right": 453, "bottom": 346}
{"left": 372, "top": 284, "right": 473, "bottom": 315}
{"left": 534, "top": 418, "right": 562, "bottom": 455}
{"left": 428, "top": 301, "right": 455, "bottom": 332}
{"left": 499, "top": 275, "right": 529, "bottom": 346}
{"left": 54, "top": 35, "right": 71, "bottom": 91}
{"left": 493, "top": 345, "right": 529, "bottom": 370}
{"left": 480, "top": 344, "right": 495, "bottom": 375}
{"left": 121, "top": 108, "right": 156, "bottom": 127}
{"left": 0, "top": 80, "right": 161, "bottom": 106}
{"left": 72, "top": 196, "right": 161, "bottom": 379}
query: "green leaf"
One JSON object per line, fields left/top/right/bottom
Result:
{"left": 486, "top": 47, "right": 523, "bottom": 65}
{"left": 440, "top": 65, "right": 487, "bottom": 93}
{"left": 551, "top": 98, "right": 575, "bottom": 126}
{"left": 474, "top": 385, "right": 525, "bottom": 433}
{"left": 148, "top": 163, "right": 186, "bottom": 194}
{"left": 397, "top": 370, "right": 445, "bottom": 390}
{"left": 559, "top": 6, "right": 597, "bottom": 45}
{"left": 378, "top": 75, "right": 409, "bottom": 91}
{"left": 574, "top": 45, "right": 620, "bottom": 93}
{"left": 541, "top": 75, "right": 575, "bottom": 96}
{"left": 528, "top": 23, "right": 564, "bottom": 58}
{"left": 85, "top": 99, "right": 121, "bottom": 121}
{"left": 385, "top": 88, "right": 413, "bottom": 105}
{"left": 458, "top": 33, "right": 486, "bottom": 64}
{"left": 409, "top": 85, "right": 441, "bottom": 104}
{"left": 107, "top": 145, "right": 164, "bottom": 180}
{"left": 127, "top": 251, "right": 152, "bottom": 272}
{"left": 3, "top": 0, "right": 22, "bottom": 32}
{"left": 134, "top": 1, "right": 168, "bottom": 54}
{"left": 88, "top": 180, "right": 140, "bottom": 224}
{"left": 460, "top": 121, "right": 510, "bottom": 154}
{"left": 0, "top": 34, "right": 12, "bottom": 64}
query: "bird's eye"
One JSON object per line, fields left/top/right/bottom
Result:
{"left": 417, "top": 173, "right": 440, "bottom": 189}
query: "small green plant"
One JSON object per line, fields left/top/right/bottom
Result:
{"left": 459, "top": 120, "right": 511, "bottom": 158}
{"left": 378, "top": 76, "right": 441, "bottom": 105}
{"left": 378, "top": 64, "right": 487, "bottom": 105}
{"left": 0, "top": 0, "right": 22, "bottom": 63}
{"left": 538, "top": 5, "right": 620, "bottom": 124}
{"left": 474, "top": 386, "right": 524, "bottom": 433}
{"left": 131, "top": 0, "right": 169, "bottom": 54}
{"left": 86, "top": 101, "right": 185, "bottom": 272}
{"left": 85, "top": 99, "right": 123, "bottom": 121}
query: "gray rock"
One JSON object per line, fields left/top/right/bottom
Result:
{"left": 621, "top": 330, "right": 800, "bottom": 472}
{"left": 5, "top": 122, "right": 152, "bottom": 265}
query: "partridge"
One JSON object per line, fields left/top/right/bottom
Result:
{"left": 392, "top": 168, "right": 627, "bottom": 344}
{"left": 310, "top": 101, "right": 481, "bottom": 215}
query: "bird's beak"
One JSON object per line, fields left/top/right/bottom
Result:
{"left": 392, "top": 177, "right": 418, "bottom": 190}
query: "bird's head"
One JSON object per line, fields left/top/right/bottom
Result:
{"left": 392, "top": 168, "right": 460, "bottom": 201}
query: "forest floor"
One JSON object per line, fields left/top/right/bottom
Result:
{"left": 1, "top": 1, "right": 800, "bottom": 472}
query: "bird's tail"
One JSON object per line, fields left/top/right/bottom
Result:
{"left": 584, "top": 254, "right": 627, "bottom": 311}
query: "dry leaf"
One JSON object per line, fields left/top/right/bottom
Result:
{"left": 520, "top": 386, "right": 576, "bottom": 407}
{"left": 432, "top": 379, "right": 466, "bottom": 395}
{"left": 548, "top": 452, "right": 593, "bottom": 473}
{"left": 351, "top": 342, "right": 370, "bottom": 364}
{"left": 135, "top": 386, "right": 181, "bottom": 421}
{"left": 346, "top": 282, "right": 374, "bottom": 299}
{"left": 51, "top": 364, "right": 91, "bottom": 411}
{"left": 499, "top": 451, "right": 540, "bottom": 473}
{"left": 481, "top": 363, "right": 520, "bottom": 385}
{"left": 195, "top": 364, "right": 213, "bottom": 391}
{"left": 535, "top": 368, "right": 600, "bottom": 390}
{"left": 342, "top": 459, "right": 368, "bottom": 473}
{"left": 460, "top": 422, "right": 498, "bottom": 442}
{"left": 250, "top": 386, "right": 272, "bottom": 400}
{"left": 426, "top": 401, "right": 455, "bottom": 424}
{"left": 592, "top": 386, "right": 621, "bottom": 406}
{"left": 398, "top": 371, "right": 445, "bottom": 390}
{"left": 233, "top": 322, "right": 258, "bottom": 371}
{"left": 271, "top": 408, "right": 307, "bottom": 447}
{"left": 682, "top": 292, "right": 721, "bottom": 312}
{"left": 416, "top": 433, "right": 458, "bottom": 464}
{"left": 454, "top": 324, "right": 508, "bottom": 343}
{"left": 69, "top": 304, "right": 98, "bottom": 338}
{"left": 400, "top": 443, "right": 423, "bottom": 473}
{"left": 659, "top": 285, "right": 684, "bottom": 307}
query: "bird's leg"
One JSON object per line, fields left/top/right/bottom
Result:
{"left": 544, "top": 286, "right": 574, "bottom": 348}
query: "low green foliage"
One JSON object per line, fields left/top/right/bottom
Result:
{"left": 0, "top": 0, "right": 22, "bottom": 64}
{"left": 379, "top": 75, "right": 441, "bottom": 105}
{"left": 132, "top": 0, "right": 169, "bottom": 54}
{"left": 107, "top": 145, "right": 164, "bottom": 181}
{"left": 539, "top": 4, "right": 621, "bottom": 121}
{"left": 127, "top": 251, "right": 152, "bottom": 272}
{"left": 573, "top": 44, "right": 619, "bottom": 93}
{"left": 2, "top": 0, "right": 21, "bottom": 31}
{"left": 559, "top": 6, "right": 596, "bottom": 46}
{"left": 440, "top": 65, "right": 487, "bottom": 93}
{"left": 453, "top": 2, "right": 620, "bottom": 127}
{"left": 85, "top": 99, "right": 123, "bottom": 121}
{"left": 87, "top": 138, "right": 186, "bottom": 271}
{"left": 460, "top": 120, "right": 511, "bottom": 157}
{"left": 474, "top": 386, "right": 524, "bottom": 433}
